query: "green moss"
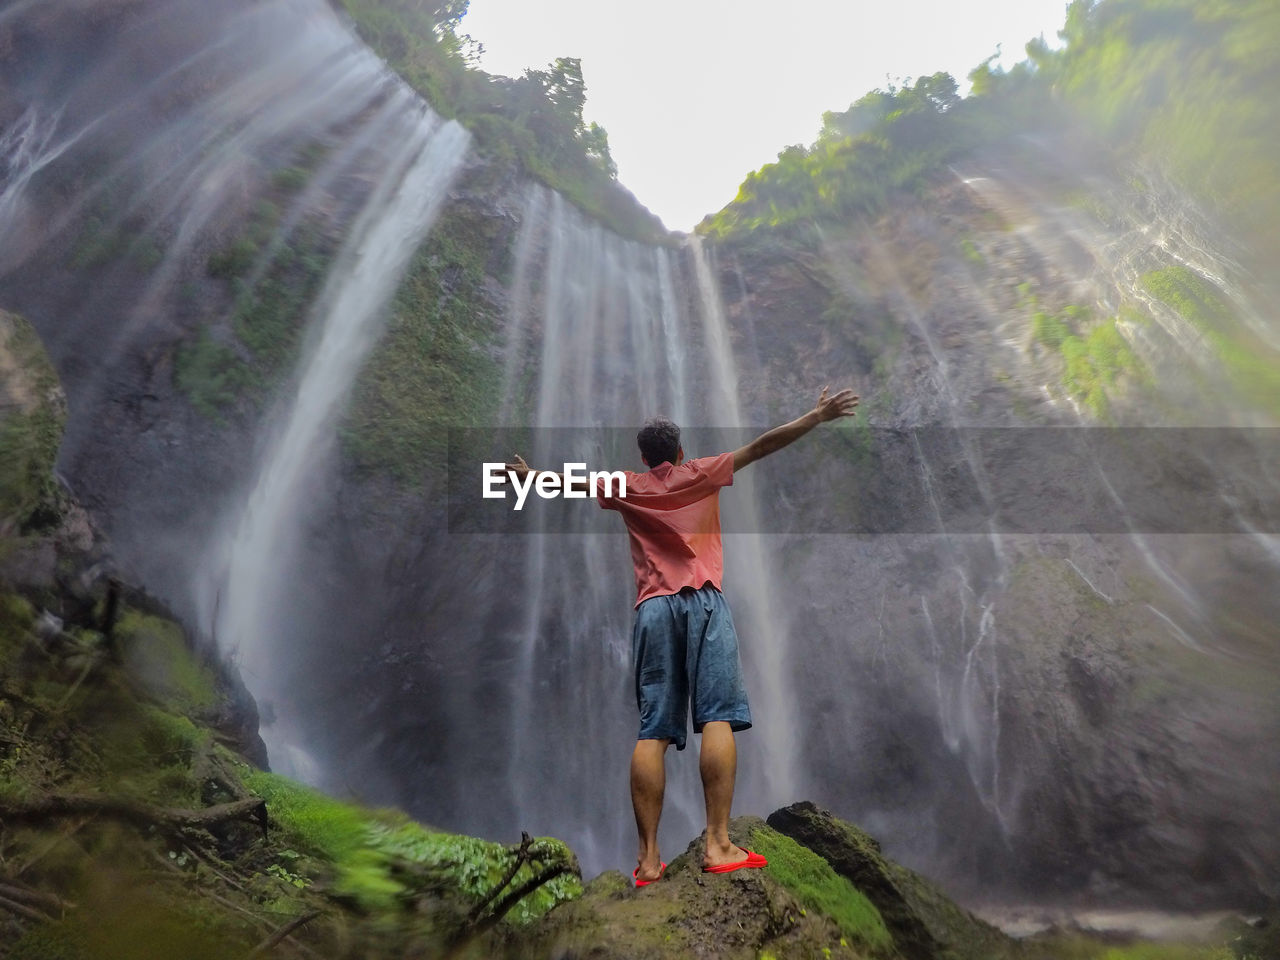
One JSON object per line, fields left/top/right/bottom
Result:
{"left": 206, "top": 236, "right": 258, "bottom": 280}
{"left": 0, "top": 314, "right": 66, "bottom": 532}
{"left": 115, "top": 611, "right": 220, "bottom": 713}
{"left": 1142, "top": 265, "right": 1280, "bottom": 410}
{"left": 367, "top": 819, "right": 581, "bottom": 923}
{"left": 959, "top": 236, "right": 984, "bottom": 265}
{"left": 342, "top": 203, "right": 504, "bottom": 482}
{"left": 135, "top": 705, "right": 204, "bottom": 761}
{"left": 173, "top": 332, "right": 256, "bottom": 419}
{"left": 68, "top": 211, "right": 164, "bottom": 274}
{"left": 230, "top": 233, "right": 326, "bottom": 365}
{"left": 179, "top": 225, "right": 332, "bottom": 417}
{"left": 1142, "top": 266, "right": 1231, "bottom": 329}
{"left": 86, "top": 701, "right": 207, "bottom": 805}
{"left": 1028, "top": 299, "right": 1145, "bottom": 420}
{"left": 178, "top": 142, "right": 337, "bottom": 418}
{"left": 244, "top": 772, "right": 580, "bottom": 917}
{"left": 245, "top": 771, "right": 369, "bottom": 860}
{"left": 243, "top": 772, "right": 416, "bottom": 910}
{"left": 749, "top": 826, "right": 893, "bottom": 955}
{"left": 8, "top": 922, "right": 88, "bottom": 960}
{"left": 271, "top": 165, "right": 310, "bottom": 192}
{"left": 11, "top": 887, "right": 252, "bottom": 960}
{"left": 1100, "top": 947, "right": 1231, "bottom": 960}
{"left": 1, "top": 590, "right": 36, "bottom": 669}
{"left": 1033, "top": 310, "right": 1072, "bottom": 348}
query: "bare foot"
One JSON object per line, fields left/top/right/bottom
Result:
{"left": 635, "top": 857, "right": 664, "bottom": 883}
{"left": 702, "top": 841, "right": 750, "bottom": 870}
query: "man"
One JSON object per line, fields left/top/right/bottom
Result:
{"left": 507, "top": 386, "right": 859, "bottom": 885}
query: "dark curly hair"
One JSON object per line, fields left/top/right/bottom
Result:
{"left": 637, "top": 416, "right": 681, "bottom": 466}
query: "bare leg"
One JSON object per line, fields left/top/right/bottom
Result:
{"left": 700, "top": 721, "right": 749, "bottom": 869}
{"left": 631, "top": 738, "right": 670, "bottom": 881}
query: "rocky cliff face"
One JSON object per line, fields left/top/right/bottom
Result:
{"left": 1, "top": 0, "right": 1277, "bottom": 916}
{"left": 710, "top": 155, "right": 1280, "bottom": 905}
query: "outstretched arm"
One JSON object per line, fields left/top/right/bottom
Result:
{"left": 502, "top": 455, "right": 591, "bottom": 494}
{"left": 732, "top": 386, "right": 859, "bottom": 471}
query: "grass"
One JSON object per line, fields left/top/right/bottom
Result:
{"left": 243, "top": 771, "right": 581, "bottom": 916}
{"left": 750, "top": 826, "right": 893, "bottom": 956}
{"left": 114, "top": 611, "right": 220, "bottom": 713}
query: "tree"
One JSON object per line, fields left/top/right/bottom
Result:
{"left": 582, "top": 122, "right": 617, "bottom": 179}
{"left": 524, "top": 57, "right": 588, "bottom": 133}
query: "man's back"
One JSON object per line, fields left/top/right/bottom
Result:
{"left": 504, "top": 388, "right": 859, "bottom": 884}
{"left": 598, "top": 452, "right": 734, "bottom": 606}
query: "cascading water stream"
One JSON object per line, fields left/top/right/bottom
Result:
{"left": 854, "top": 231, "right": 1013, "bottom": 830}
{"left": 0, "top": 0, "right": 475, "bottom": 781}
{"left": 0, "top": 108, "right": 80, "bottom": 236}
{"left": 487, "top": 198, "right": 803, "bottom": 872}
{"left": 201, "top": 113, "right": 469, "bottom": 773}
{"left": 689, "top": 235, "right": 801, "bottom": 804}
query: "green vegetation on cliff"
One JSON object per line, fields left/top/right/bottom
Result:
{"left": 175, "top": 150, "right": 337, "bottom": 419}
{"left": 342, "top": 197, "right": 505, "bottom": 481}
{"left": 700, "top": 72, "right": 976, "bottom": 239}
{"left": 0, "top": 579, "right": 583, "bottom": 958}
{"left": 0, "top": 314, "right": 65, "bottom": 535}
{"left": 700, "top": 0, "right": 1280, "bottom": 251}
{"left": 1141, "top": 265, "right": 1280, "bottom": 409}
{"left": 1023, "top": 292, "right": 1147, "bottom": 419}
{"left": 335, "top": 0, "right": 664, "bottom": 241}
{"left": 1, "top": 332, "right": 581, "bottom": 958}
{"left": 1042, "top": 0, "right": 1280, "bottom": 251}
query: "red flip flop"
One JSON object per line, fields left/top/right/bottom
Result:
{"left": 633, "top": 862, "right": 667, "bottom": 887}
{"left": 703, "top": 849, "right": 768, "bottom": 874}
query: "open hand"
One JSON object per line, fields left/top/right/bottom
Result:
{"left": 505, "top": 453, "right": 530, "bottom": 480}
{"left": 814, "top": 386, "right": 860, "bottom": 422}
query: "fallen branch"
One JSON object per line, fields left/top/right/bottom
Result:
{"left": 246, "top": 911, "right": 322, "bottom": 958}
{"left": 444, "top": 864, "right": 576, "bottom": 960}
{"left": 0, "top": 880, "right": 74, "bottom": 914}
{"left": 0, "top": 891, "right": 48, "bottom": 922}
{"left": 449, "top": 835, "right": 578, "bottom": 955}
{"left": 467, "top": 832, "right": 533, "bottom": 923}
{"left": 476, "top": 862, "right": 571, "bottom": 935}
{"left": 182, "top": 843, "right": 250, "bottom": 895}
{"left": 0, "top": 794, "right": 267, "bottom": 838}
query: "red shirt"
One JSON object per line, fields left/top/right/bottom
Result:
{"left": 597, "top": 452, "right": 735, "bottom": 607}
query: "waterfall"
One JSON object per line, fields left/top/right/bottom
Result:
{"left": 0, "top": 0, "right": 473, "bottom": 778}
{"left": 688, "top": 235, "right": 801, "bottom": 804}
{"left": 485, "top": 196, "right": 801, "bottom": 871}
{"left": 201, "top": 115, "right": 469, "bottom": 774}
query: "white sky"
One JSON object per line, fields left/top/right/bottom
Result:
{"left": 460, "top": 0, "right": 1071, "bottom": 230}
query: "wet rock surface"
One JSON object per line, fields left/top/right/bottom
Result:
{"left": 767, "top": 801, "right": 1013, "bottom": 960}
{"left": 523, "top": 816, "right": 875, "bottom": 960}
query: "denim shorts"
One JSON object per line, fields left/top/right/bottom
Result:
{"left": 631, "top": 584, "right": 752, "bottom": 751}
